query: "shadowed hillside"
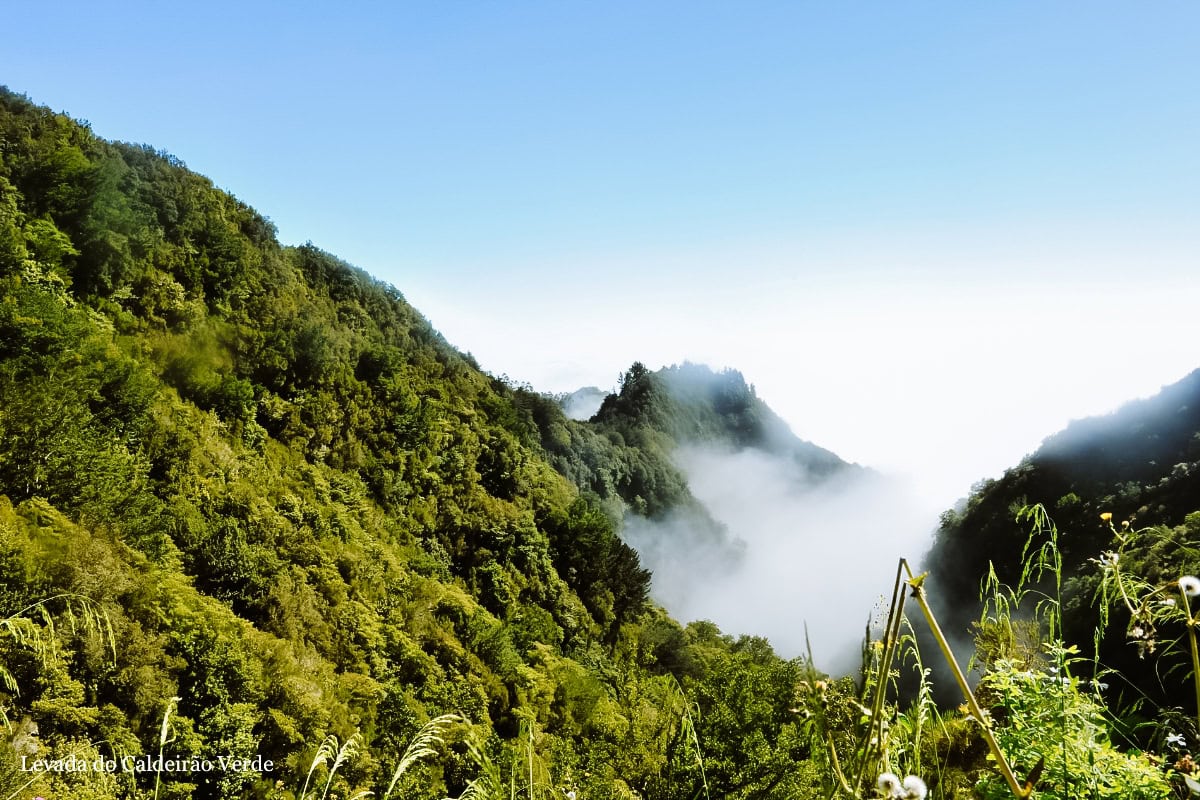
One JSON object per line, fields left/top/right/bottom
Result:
{"left": 926, "top": 368, "right": 1200, "bottom": 711}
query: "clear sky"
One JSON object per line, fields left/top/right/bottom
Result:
{"left": 5, "top": 2, "right": 1199, "bottom": 508}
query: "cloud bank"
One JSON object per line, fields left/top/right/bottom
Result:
{"left": 623, "top": 444, "right": 937, "bottom": 673}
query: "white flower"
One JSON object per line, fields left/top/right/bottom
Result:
{"left": 1167, "top": 732, "right": 1186, "bottom": 748}
{"left": 1180, "top": 575, "right": 1200, "bottom": 598}
{"left": 901, "top": 775, "right": 928, "bottom": 800}
{"left": 1161, "top": 598, "right": 1177, "bottom": 607}
{"left": 877, "top": 772, "right": 902, "bottom": 797}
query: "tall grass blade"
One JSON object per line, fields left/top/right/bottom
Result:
{"left": 383, "top": 713, "right": 464, "bottom": 799}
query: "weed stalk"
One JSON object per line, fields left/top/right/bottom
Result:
{"left": 903, "top": 561, "right": 1031, "bottom": 799}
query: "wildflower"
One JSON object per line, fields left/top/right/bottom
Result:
{"left": 1167, "top": 732, "right": 1186, "bottom": 748}
{"left": 1180, "top": 576, "right": 1200, "bottom": 598}
{"left": 876, "top": 773, "right": 902, "bottom": 797}
{"left": 1130, "top": 625, "right": 1145, "bottom": 639}
{"left": 566, "top": 791, "right": 577, "bottom": 800}
{"left": 1161, "top": 598, "right": 1177, "bottom": 607}
{"left": 901, "top": 775, "right": 928, "bottom": 799}
{"left": 1100, "top": 511, "right": 1113, "bottom": 522}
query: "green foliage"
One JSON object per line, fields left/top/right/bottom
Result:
{"left": 541, "top": 498, "right": 649, "bottom": 637}
{"left": 977, "top": 660, "right": 1170, "bottom": 799}
{"left": 966, "top": 508, "right": 1179, "bottom": 798}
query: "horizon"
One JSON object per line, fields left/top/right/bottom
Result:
{"left": 5, "top": 1, "right": 1199, "bottom": 513}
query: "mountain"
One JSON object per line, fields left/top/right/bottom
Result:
{"left": 930, "top": 368, "right": 1200, "bottom": 601}
{"left": 527, "top": 361, "right": 856, "bottom": 519}
{"left": 925, "top": 368, "right": 1200, "bottom": 708}
{"left": 0, "top": 87, "right": 839, "bottom": 799}
{"left": 601, "top": 361, "right": 853, "bottom": 477}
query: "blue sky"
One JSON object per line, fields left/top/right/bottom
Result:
{"left": 5, "top": 2, "right": 1200, "bottom": 506}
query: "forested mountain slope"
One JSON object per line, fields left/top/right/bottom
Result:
{"left": 0, "top": 87, "right": 820, "bottom": 800}
{"left": 517, "top": 360, "right": 855, "bottom": 517}
{"left": 926, "top": 369, "right": 1200, "bottom": 705}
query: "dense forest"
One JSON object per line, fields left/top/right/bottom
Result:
{"left": 1, "top": 86, "right": 1199, "bottom": 799}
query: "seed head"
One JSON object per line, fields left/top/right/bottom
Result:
{"left": 877, "top": 772, "right": 901, "bottom": 797}
{"left": 1180, "top": 576, "right": 1200, "bottom": 598}
{"left": 901, "top": 775, "right": 928, "bottom": 799}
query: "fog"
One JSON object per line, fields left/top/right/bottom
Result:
{"left": 623, "top": 444, "right": 938, "bottom": 674}
{"left": 560, "top": 387, "right": 608, "bottom": 421}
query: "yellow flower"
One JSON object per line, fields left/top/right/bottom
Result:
{"left": 1100, "top": 512, "right": 1113, "bottom": 522}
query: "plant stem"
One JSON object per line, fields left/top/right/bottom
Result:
{"left": 822, "top": 729, "right": 855, "bottom": 800}
{"left": 1183, "top": 585, "right": 1200, "bottom": 736}
{"left": 904, "top": 562, "right": 1030, "bottom": 799}
{"left": 852, "top": 558, "right": 907, "bottom": 793}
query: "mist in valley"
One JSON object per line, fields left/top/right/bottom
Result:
{"left": 560, "top": 386, "right": 608, "bottom": 421}
{"left": 623, "top": 443, "right": 938, "bottom": 674}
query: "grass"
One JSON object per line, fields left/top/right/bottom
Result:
{"left": 383, "top": 713, "right": 465, "bottom": 800}
{"left": 0, "top": 593, "right": 115, "bottom": 702}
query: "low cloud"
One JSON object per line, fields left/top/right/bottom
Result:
{"left": 560, "top": 387, "right": 608, "bottom": 421}
{"left": 623, "top": 444, "right": 938, "bottom": 673}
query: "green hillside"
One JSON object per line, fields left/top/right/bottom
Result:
{"left": 0, "top": 87, "right": 820, "bottom": 799}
